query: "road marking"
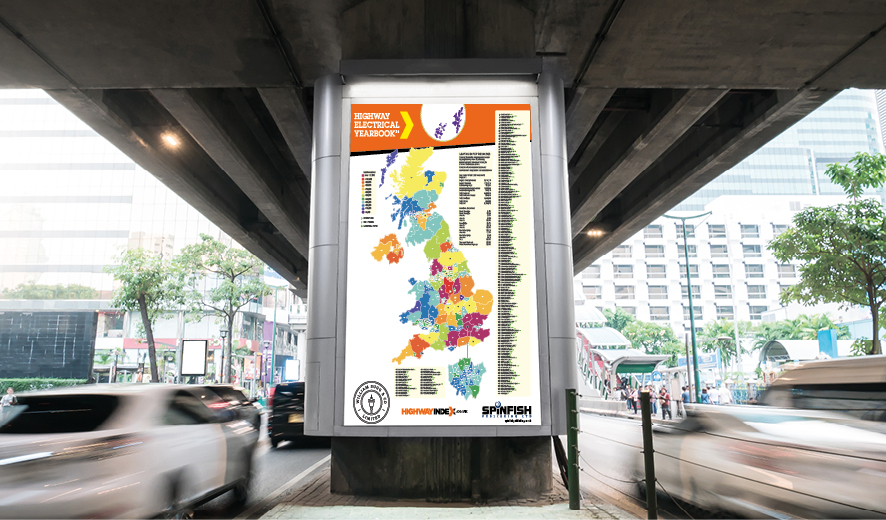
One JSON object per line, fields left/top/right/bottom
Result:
{"left": 235, "top": 455, "right": 330, "bottom": 519}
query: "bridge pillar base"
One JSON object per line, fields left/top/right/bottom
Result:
{"left": 330, "top": 436, "right": 552, "bottom": 501}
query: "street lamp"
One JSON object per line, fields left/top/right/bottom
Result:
{"left": 220, "top": 327, "right": 228, "bottom": 384}
{"left": 664, "top": 211, "right": 711, "bottom": 403}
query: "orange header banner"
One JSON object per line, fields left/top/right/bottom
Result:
{"left": 350, "top": 103, "right": 531, "bottom": 153}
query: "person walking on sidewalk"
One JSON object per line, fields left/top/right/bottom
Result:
{"left": 629, "top": 387, "right": 639, "bottom": 414}
{"left": 659, "top": 387, "right": 672, "bottom": 420}
{"left": 679, "top": 386, "right": 690, "bottom": 417}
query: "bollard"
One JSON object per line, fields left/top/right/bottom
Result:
{"left": 640, "top": 391, "right": 658, "bottom": 519}
{"left": 566, "top": 388, "right": 580, "bottom": 510}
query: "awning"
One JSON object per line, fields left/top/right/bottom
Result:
{"left": 588, "top": 348, "right": 669, "bottom": 375}
{"left": 759, "top": 340, "right": 855, "bottom": 364}
{"left": 577, "top": 327, "right": 631, "bottom": 348}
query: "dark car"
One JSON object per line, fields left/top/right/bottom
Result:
{"left": 200, "top": 385, "right": 263, "bottom": 430}
{"left": 268, "top": 382, "right": 305, "bottom": 448}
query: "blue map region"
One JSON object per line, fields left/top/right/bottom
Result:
{"left": 379, "top": 149, "right": 398, "bottom": 188}
{"left": 424, "top": 170, "right": 435, "bottom": 183}
{"left": 448, "top": 359, "right": 486, "bottom": 400}
{"left": 398, "top": 280, "right": 440, "bottom": 328}
{"left": 390, "top": 195, "right": 423, "bottom": 229}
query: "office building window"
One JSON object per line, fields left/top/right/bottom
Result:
{"left": 649, "top": 306, "right": 670, "bottom": 321}
{"left": 645, "top": 245, "right": 665, "bottom": 258}
{"left": 778, "top": 264, "right": 796, "bottom": 278}
{"left": 644, "top": 225, "right": 663, "bottom": 238}
{"left": 648, "top": 285, "right": 668, "bottom": 300}
{"left": 678, "top": 264, "right": 699, "bottom": 278}
{"left": 584, "top": 286, "right": 602, "bottom": 300}
{"left": 741, "top": 224, "right": 759, "bottom": 238}
{"left": 749, "top": 306, "right": 768, "bottom": 320}
{"left": 745, "top": 264, "right": 764, "bottom": 278}
{"left": 772, "top": 224, "right": 788, "bottom": 236}
{"left": 716, "top": 305, "right": 734, "bottom": 320}
{"left": 747, "top": 285, "right": 766, "bottom": 299}
{"left": 647, "top": 265, "right": 666, "bottom": 278}
{"left": 613, "top": 245, "right": 632, "bottom": 258}
{"left": 714, "top": 285, "right": 732, "bottom": 299}
{"left": 583, "top": 265, "right": 601, "bottom": 279}
{"left": 615, "top": 286, "right": 635, "bottom": 300}
{"left": 708, "top": 224, "right": 726, "bottom": 238}
{"left": 676, "top": 224, "right": 695, "bottom": 238}
{"left": 743, "top": 244, "right": 762, "bottom": 257}
{"left": 712, "top": 264, "right": 730, "bottom": 278}
{"left": 711, "top": 244, "right": 729, "bottom": 257}
{"left": 621, "top": 306, "right": 637, "bottom": 316}
{"left": 683, "top": 306, "right": 703, "bottom": 321}
{"left": 680, "top": 285, "right": 701, "bottom": 299}
{"left": 614, "top": 265, "right": 633, "bottom": 278}
{"left": 685, "top": 244, "right": 697, "bottom": 257}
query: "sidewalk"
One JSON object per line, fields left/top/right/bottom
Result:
{"left": 260, "top": 462, "right": 636, "bottom": 520}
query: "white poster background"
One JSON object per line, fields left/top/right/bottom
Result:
{"left": 181, "top": 339, "right": 207, "bottom": 376}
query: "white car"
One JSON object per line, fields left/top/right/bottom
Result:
{"left": 0, "top": 384, "right": 259, "bottom": 519}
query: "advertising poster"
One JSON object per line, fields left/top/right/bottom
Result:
{"left": 344, "top": 102, "right": 540, "bottom": 426}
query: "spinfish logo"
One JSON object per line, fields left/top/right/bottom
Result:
{"left": 481, "top": 401, "right": 532, "bottom": 417}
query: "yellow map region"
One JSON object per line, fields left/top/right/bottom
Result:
{"left": 390, "top": 147, "right": 442, "bottom": 199}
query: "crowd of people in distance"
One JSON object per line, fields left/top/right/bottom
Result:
{"left": 615, "top": 378, "right": 732, "bottom": 420}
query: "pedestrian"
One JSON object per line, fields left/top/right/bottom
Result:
{"left": 700, "top": 387, "right": 712, "bottom": 404}
{"left": 630, "top": 387, "right": 639, "bottom": 414}
{"left": 660, "top": 387, "right": 672, "bottom": 420}
{"left": 679, "top": 385, "right": 690, "bottom": 416}
{"left": 647, "top": 385, "right": 658, "bottom": 415}
{"left": 720, "top": 385, "right": 732, "bottom": 405}
{"left": 709, "top": 385, "right": 720, "bottom": 405}
{"left": 1, "top": 387, "right": 17, "bottom": 407}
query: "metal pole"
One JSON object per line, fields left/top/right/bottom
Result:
{"left": 270, "top": 286, "right": 278, "bottom": 385}
{"left": 684, "top": 334, "right": 694, "bottom": 404}
{"left": 681, "top": 220, "right": 702, "bottom": 403}
{"left": 566, "top": 388, "right": 580, "bottom": 510}
{"left": 640, "top": 391, "right": 658, "bottom": 519}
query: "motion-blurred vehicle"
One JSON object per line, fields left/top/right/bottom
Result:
{"left": 635, "top": 405, "right": 886, "bottom": 518}
{"left": 268, "top": 381, "right": 305, "bottom": 449}
{"left": 0, "top": 384, "right": 259, "bottom": 519}
{"left": 200, "top": 385, "right": 263, "bottom": 430}
{"left": 759, "top": 355, "right": 886, "bottom": 421}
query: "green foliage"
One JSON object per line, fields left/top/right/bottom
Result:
{"left": 769, "top": 151, "right": 886, "bottom": 355}
{"left": 602, "top": 307, "right": 636, "bottom": 332}
{"left": 751, "top": 314, "right": 849, "bottom": 350}
{"left": 621, "top": 320, "right": 683, "bottom": 367}
{"left": 850, "top": 339, "right": 874, "bottom": 357}
{"left": 698, "top": 320, "right": 755, "bottom": 367}
{"left": 0, "top": 379, "right": 85, "bottom": 393}
{"left": 1, "top": 282, "right": 98, "bottom": 300}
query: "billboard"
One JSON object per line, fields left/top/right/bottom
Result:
{"left": 344, "top": 103, "right": 540, "bottom": 426}
{"left": 181, "top": 339, "right": 208, "bottom": 376}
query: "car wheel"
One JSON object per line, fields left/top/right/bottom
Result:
{"left": 270, "top": 436, "right": 279, "bottom": 449}
{"left": 231, "top": 454, "right": 253, "bottom": 508}
{"left": 161, "top": 478, "right": 194, "bottom": 519}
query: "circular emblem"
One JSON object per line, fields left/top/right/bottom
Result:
{"left": 421, "top": 104, "right": 466, "bottom": 142}
{"left": 353, "top": 381, "right": 391, "bottom": 425}
{"left": 495, "top": 401, "right": 502, "bottom": 409}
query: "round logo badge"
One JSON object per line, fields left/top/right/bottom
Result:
{"left": 353, "top": 381, "right": 391, "bottom": 425}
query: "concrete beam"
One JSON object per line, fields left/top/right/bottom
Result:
{"left": 151, "top": 88, "right": 310, "bottom": 257}
{"left": 564, "top": 86, "right": 615, "bottom": 161}
{"left": 45, "top": 88, "right": 308, "bottom": 294}
{"left": 257, "top": 87, "right": 313, "bottom": 180}
{"left": 572, "top": 88, "right": 837, "bottom": 272}
{"left": 570, "top": 89, "right": 728, "bottom": 237}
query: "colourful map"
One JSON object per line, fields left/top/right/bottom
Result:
{"left": 370, "top": 147, "right": 492, "bottom": 399}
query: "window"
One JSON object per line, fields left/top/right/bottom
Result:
{"left": 614, "top": 265, "right": 633, "bottom": 278}
{"left": 712, "top": 264, "right": 730, "bottom": 278}
{"left": 778, "top": 264, "right": 796, "bottom": 278}
{"left": 745, "top": 264, "right": 764, "bottom": 278}
{"left": 615, "top": 286, "right": 635, "bottom": 300}
{"left": 741, "top": 224, "right": 759, "bottom": 238}
{"left": 649, "top": 306, "right": 670, "bottom": 321}
{"left": 716, "top": 305, "right": 734, "bottom": 320}
{"left": 743, "top": 244, "right": 762, "bottom": 257}
{"left": 163, "top": 391, "right": 218, "bottom": 426}
{"left": 645, "top": 245, "right": 665, "bottom": 258}
{"left": 0, "top": 396, "right": 119, "bottom": 434}
{"left": 714, "top": 285, "right": 732, "bottom": 299}
{"left": 613, "top": 245, "right": 632, "bottom": 258}
{"left": 647, "top": 265, "right": 666, "bottom": 278}
{"left": 582, "top": 265, "right": 601, "bottom": 279}
{"left": 648, "top": 285, "right": 668, "bottom": 299}
{"left": 644, "top": 225, "right": 663, "bottom": 238}
{"left": 678, "top": 264, "right": 699, "bottom": 278}
{"left": 708, "top": 224, "right": 726, "bottom": 238}
{"left": 621, "top": 306, "right": 637, "bottom": 316}
{"left": 685, "top": 245, "right": 697, "bottom": 257}
{"left": 680, "top": 285, "right": 701, "bottom": 299}
{"left": 710, "top": 244, "right": 729, "bottom": 258}
{"left": 747, "top": 285, "right": 766, "bottom": 299}
{"left": 749, "top": 305, "right": 768, "bottom": 320}
{"left": 584, "top": 286, "right": 602, "bottom": 300}
{"left": 788, "top": 383, "right": 886, "bottom": 422}
{"left": 683, "top": 306, "right": 703, "bottom": 320}
{"left": 772, "top": 224, "right": 788, "bottom": 236}
{"left": 676, "top": 224, "right": 695, "bottom": 238}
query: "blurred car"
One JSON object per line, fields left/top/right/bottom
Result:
{"left": 199, "top": 385, "right": 262, "bottom": 430}
{"left": 635, "top": 405, "right": 886, "bottom": 518}
{"left": 0, "top": 384, "right": 259, "bottom": 519}
{"left": 268, "top": 382, "right": 305, "bottom": 449}
{"left": 759, "top": 354, "right": 886, "bottom": 421}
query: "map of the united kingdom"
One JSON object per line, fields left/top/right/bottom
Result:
{"left": 370, "top": 147, "right": 491, "bottom": 400}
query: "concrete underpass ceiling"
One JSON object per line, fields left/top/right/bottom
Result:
{"left": 1, "top": 0, "right": 886, "bottom": 291}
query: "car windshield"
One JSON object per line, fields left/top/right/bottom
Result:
{"left": 0, "top": 395, "right": 119, "bottom": 434}
{"left": 210, "top": 387, "right": 247, "bottom": 403}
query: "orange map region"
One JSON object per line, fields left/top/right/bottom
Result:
{"left": 371, "top": 234, "right": 404, "bottom": 264}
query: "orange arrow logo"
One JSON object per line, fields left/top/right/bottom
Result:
{"left": 400, "top": 111, "right": 413, "bottom": 139}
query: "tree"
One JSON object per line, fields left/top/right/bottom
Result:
{"left": 602, "top": 307, "right": 636, "bottom": 332}
{"left": 2, "top": 282, "right": 98, "bottom": 300}
{"left": 105, "top": 248, "right": 183, "bottom": 382}
{"left": 621, "top": 321, "right": 683, "bottom": 367}
{"left": 177, "top": 234, "right": 271, "bottom": 383}
{"left": 769, "top": 152, "right": 886, "bottom": 355}
{"left": 751, "top": 314, "right": 850, "bottom": 350}
{"left": 698, "top": 320, "right": 754, "bottom": 368}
